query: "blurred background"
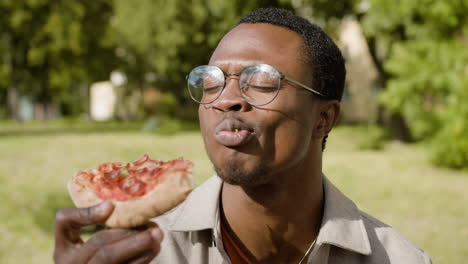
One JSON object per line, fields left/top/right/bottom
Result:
{"left": 0, "top": 0, "right": 467, "bottom": 263}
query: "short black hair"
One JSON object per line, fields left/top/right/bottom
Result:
{"left": 237, "top": 8, "right": 345, "bottom": 151}
{"left": 237, "top": 7, "right": 346, "bottom": 102}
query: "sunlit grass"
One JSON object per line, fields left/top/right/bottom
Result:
{"left": 0, "top": 126, "right": 466, "bottom": 263}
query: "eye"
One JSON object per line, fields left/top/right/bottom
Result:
{"left": 242, "top": 83, "right": 277, "bottom": 93}
{"left": 203, "top": 86, "right": 223, "bottom": 94}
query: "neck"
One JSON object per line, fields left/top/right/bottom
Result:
{"left": 221, "top": 155, "right": 324, "bottom": 263}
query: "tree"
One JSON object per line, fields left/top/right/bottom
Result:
{"left": 298, "top": 0, "right": 468, "bottom": 168}
{"left": 111, "top": 0, "right": 293, "bottom": 118}
{"left": 367, "top": 0, "right": 468, "bottom": 168}
{"left": 0, "top": 0, "right": 117, "bottom": 118}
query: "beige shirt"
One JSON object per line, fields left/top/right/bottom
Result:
{"left": 152, "top": 176, "right": 431, "bottom": 263}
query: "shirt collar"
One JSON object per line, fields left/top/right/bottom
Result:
{"left": 166, "top": 176, "right": 223, "bottom": 231}
{"left": 166, "top": 175, "right": 371, "bottom": 255}
{"left": 317, "top": 177, "right": 371, "bottom": 255}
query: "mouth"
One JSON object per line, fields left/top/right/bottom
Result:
{"left": 214, "top": 119, "right": 255, "bottom": 147}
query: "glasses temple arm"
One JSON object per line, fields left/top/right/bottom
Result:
{"left": 283, "top": 76, "right": 324, "bottom": 97}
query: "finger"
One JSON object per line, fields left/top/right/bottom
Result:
{"left": 54, "top": 201, "right": 114, "bottom": 245}
{"left": 132, "top": 221, "right": 158, "bottom": 231}
{"left": 88, "top": 227, "right": 163, "bottom": 264}
{"left": 76, "top": 228, "right": 139, "bottom": 259}
{"left": 126, "top": 250, "right": 158, "bottom": 264}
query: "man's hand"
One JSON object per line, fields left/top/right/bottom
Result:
{"left": 54, "top": 201, "right": 163, "bottom": 264}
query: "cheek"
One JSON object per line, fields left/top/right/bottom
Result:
{"left": 198, "top": 106, "right": 226, "bottom": 165}
{"left": 268, "top": 117, "right": 313, "bottom": 169}
{"left": 198, "top": 107, "right": 208, "bottom": 137}
{"left": 199, "top": 107, "right": 214, "bottom": 150}
{"left": 198, "top": 94, "right": 317, "bottom": 173}
{"left": 264, "top": 95, "right": 316, "bottom": 169}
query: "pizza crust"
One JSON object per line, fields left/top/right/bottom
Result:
{"left": 67, "top": 170, "right": 193, "bottom": 228}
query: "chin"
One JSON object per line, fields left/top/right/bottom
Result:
{"left": 214, "top": 162, "right": 270, "bottom": 187}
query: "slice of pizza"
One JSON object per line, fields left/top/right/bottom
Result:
{"left": 67, "top": 154, "right": 193, "bottom": 228}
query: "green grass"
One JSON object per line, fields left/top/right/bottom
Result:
{"left": 0, "top": 126, "right": 466, "bottom": 263}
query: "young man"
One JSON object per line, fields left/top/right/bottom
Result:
{"left": 54, "top": 8, "right": 431, "bottom": 264}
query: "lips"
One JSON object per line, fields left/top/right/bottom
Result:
{"left": 214, "top": 118, "right": 255, "bottom": 147}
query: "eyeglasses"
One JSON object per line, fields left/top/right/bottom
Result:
{"left": 186, "top": 64, "right": 325, "bottom": 106}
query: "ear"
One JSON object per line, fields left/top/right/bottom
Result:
{"left": 313, "top": 100, "right": 340, "bottom": 139}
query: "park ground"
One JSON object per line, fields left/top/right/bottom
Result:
{"left": 0, "top": 124, "right": 467, "bottom": 263}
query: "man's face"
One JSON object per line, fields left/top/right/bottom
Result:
{"left": 199, "top": 23, "right": 321, "bottom": 186}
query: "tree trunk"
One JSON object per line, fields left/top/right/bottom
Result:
{"left": 387, "top": 111, "right": 413, "bottom": 142}
{"left": 7, "top": 84, "right": 20, "bottom": 121}
{"left": 362, "top": 33, "right": 412, "bottom": 142}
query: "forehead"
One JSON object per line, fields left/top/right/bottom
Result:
{"left": 209, "top": 23, "right": 305, "bottom": 73}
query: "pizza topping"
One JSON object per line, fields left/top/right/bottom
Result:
{"left": 75, "top": 154, "right": 193, "bottom": 201}
{"left": 133, "top": 155, "right": 149, "bottom": 166}
{"left": 120, "top": 167, "right": 129, "bottom": 177}
{"left": 121, "top": 179, "right": 146, "bottom": 196}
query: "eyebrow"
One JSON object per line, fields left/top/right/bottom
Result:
{"left": 209, "top": 60, "right": 263, "bottom": 74}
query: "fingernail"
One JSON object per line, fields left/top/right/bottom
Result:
{"left": 98, "top": 201, "right": 112, "bottom": 212}
{"left": 151, "top": 228, "right": 163, "bottom": 242}
{"left": 147, "top": 221, "right": 158, "bottom": 228}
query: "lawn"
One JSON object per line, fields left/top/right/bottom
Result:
{"left": 0, "top": 126, "right": 466, "bottom": 263}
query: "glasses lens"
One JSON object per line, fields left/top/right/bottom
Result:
{"left": 187, "top": 66, "right": 224, "bottom": 103}
{"left": 239, "top": 64, "right": 281, "bottom": 106}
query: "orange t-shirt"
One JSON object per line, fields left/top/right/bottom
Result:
{"left": 221, "top": 220, "right": 255, "bottom": 264}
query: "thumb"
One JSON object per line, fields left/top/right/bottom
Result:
{"left": 55, "top": 201, "right": 114, "bottom": 243}
{"left": 86, "top": 201, "right": 115, "bottom": 224}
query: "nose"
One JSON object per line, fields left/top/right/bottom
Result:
{"left": 210, "top": 76, "right": 250, "bottom": 112}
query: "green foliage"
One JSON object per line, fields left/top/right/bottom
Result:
{"left": 367, "top": 0, "right": 468, "bottom": 168}
{"left": 301, "top": 0, "right": 361, "bottom": 19}
{"left": 363, "top": 0, "right": 466, "bottom": 39}
{"left": 111, "top": 0, "right": 292, "bottom": 103}
{"left": 297, "top": 0, "right": 468, "bottom": 168}
{"left": 0, "top": 0, "right": 117, "bottom": 115}
{"left": 431, "top": 121, "right": 468, "bottom": 169}
{"left": 357, "top": 125, "right": 389, "bottom": 151}
{"left": 142, "top": 116, "right": 199, "bottom": 135}
{"left": 2, "top": 0, "right": 466, "bottom": 168}
{"left": 381, "top": 40, "right": 468, "bottom": 138}
{"left": 0, "top": 0, "right": 291, "bottom": 115}
{"left": 143, "top": 92, "right": 179, "bottom": 116}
